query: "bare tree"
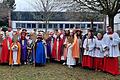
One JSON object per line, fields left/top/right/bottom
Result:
{"left": 0, "top": 0, "right": 15, "bottom": 27}
{"left": 29, "top": 0, "right": 69, "bottom": 32}
{"left": 73, "top": 0, "right": 120, "bottom": 31}
{"left": 66, "top": 2, "right": 104, "bottom": 30}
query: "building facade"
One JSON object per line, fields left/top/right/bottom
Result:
{"left": 11, "top": 0, "right": 104, "bottom": 33}
{"left": 11, "top": 12, "right": 104, "bottom": 33}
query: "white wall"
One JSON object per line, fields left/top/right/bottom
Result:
{"left": 114, "top": 13, "right": 120, "bottom": 31}
{"left": 106, "top": 13, "right": 120, "bottom": 31}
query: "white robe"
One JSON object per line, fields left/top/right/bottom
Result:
{"left": 42, "top": 40, "right": 47, "bottom": 58}
{"left": 102, "top": 32, "right": 120, "bottom": 57}
{"left": 67, "top": 43, "right": 76, "bottom": 66}
{"left": 94, "top": 39, "right": 104, "bottom": 58}
{"left": 83, "top": 38, "right": 96, "bottom": 57}
{"left": 12, "top": 44, "right": 18, "bottom": 65}
{"left": 51, "top": 37, "right": 54, "bottom": 53}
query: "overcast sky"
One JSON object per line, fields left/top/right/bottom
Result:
{"left": 14, "top": 0, "right": 37, "bottom": 11}
{"left": 14, "top": 0, "right": 70, "bottom": 11}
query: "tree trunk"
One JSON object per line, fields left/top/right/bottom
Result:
{"left": 108, "top": 15, "right": 114, "bottom": 31}
{"left": 90, "top": 19, "right": 93, "bottom": 29}
{"left": 45, "top": 20, "right": 48, "bottom": 32}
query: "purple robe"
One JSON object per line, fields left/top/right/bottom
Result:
{"left": 19, "top": 39, "right": 27, "bottom": 63}
{"left": 46, "top": 37, "right": 52, "bottom": 58}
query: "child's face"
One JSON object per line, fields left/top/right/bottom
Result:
{"left": 88, "top": 32, "right": 92, "bottom": 38}
{"left": 77, "top": 31, "right": 80, "bottom": 35}
{"left": 0, "top": 34, "right": 3, "bottom": 38}
{"left": 97, "top": 33, "right": 102, "bottom": 39}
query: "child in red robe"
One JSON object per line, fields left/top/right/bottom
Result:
{"left": 52, "top": 30, "right": 63, "bottom": 61}
{"left": 1, "top": 31, "right": 12, "bottom": 63}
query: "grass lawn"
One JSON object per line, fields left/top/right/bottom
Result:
{"left": 0, "top": 62, "right": 119, "bottom": 80}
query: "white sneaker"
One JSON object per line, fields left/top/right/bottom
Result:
{"left": 68, "top": 65, "right": 73, "bottom": 68}
{"left": 24, "top": 62, "right": 27, "bottom": 64}
{"left": 63, "top": 62, "right": 66, "bottom": 65}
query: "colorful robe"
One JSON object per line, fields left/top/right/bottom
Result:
{"left": 0, "top": 37, "right": 3, "bottom": 62}
{"left": 1, "top": 37, "right": 12, "bottom": 63}
{"left": 19, "top": 38, "right": 27, "bottom": 64}
{"left": 27, "top": 39, "right": 34, "bottom": 64}
{"left": 35, "top": 40, "right": 46, "bottom": 64}
{"left": 63, "top": 37, "right": 68, "bottom": 61}
{"left": 72, "top": 34, "right": 80, "bottom": 58}
{"left": 9, "top": 42, "right": 21, "bottom": 65}
{"left": 52, "top": 37, "right": 63, "bottom": 61}
{"left": 46, "top": 37, "right": 52, "bottom": 59}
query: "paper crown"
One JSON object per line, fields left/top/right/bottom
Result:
{"left": 0, "top": 31, "right": 4, "bottom": 34}
{"left": 49, "top": 32, "right": 54, "bottom": 35}
{"left": 37, "top": 33, "right": 43, "bottom": 38}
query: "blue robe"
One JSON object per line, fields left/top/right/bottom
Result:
{"left": 19, "top": 39, "right": 27, "bottom": 63}
{"left": 35, "top": 40, "right": 46, "bottom": 64}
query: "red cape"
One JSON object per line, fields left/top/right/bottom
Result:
{"left": 1, "top": 37, "right": 12, "bottom": 63}
{"left": 52, "top": 38, "right": 63, "bottom": 61}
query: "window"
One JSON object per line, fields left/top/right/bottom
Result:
{"left": 38, "top": 24, "right": 42, "bottom": 28}
{"left": 98, "top": 24, "right": 103, "bottom": 29}
{"left": 16, "top": 23, "right": 21, "bottom": 28}
{"left": 32, "top": 23, "right": 36, "bottom": 28}
{"left": 70, "top": 24, "right": 74, "bottom": 28}
{"left": 93, "top": 24, "right": 97, "bottom": 28}
{"left": 53, "top": 24, "right": 58, "bottom": 29}
{"left": 93, "top": 28, "right": 96, "bottom": 31}
{"left": 48, "top": 24, "right": 52, "bottom": 28}
{"left": 65, "top": 24, "right": 69, "bottom": 28}
{"left": 21, "top": 23, "right": 26, "bottom": 28}
{"left": 81, "top": 24, "right": 85, "bottom": 29}
{"left": 87, "top": 24, "right": 91, "bottom": 28}
{"left": 27, "top": 23, "right": 31, "bottom": 28}
{"left": 59, "top": 24, "right": 63, "bottom": 29}
{"left": 76, "top": 24, "right": 81, "bottom": 28}
{"left": 43, "top": 24, "right": 46, "bottom": 29}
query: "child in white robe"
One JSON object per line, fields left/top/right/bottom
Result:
{"left": 94, "top": 32, "right": 104, "bottom": 71}
{"left": 66, "top": 34, "right": 76, "bottom": 68}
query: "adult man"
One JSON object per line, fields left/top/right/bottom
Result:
{"left": 103, "top": 26, "right": 120, "bottom": 75}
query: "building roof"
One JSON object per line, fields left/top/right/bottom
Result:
{"left": 11, "top": 11, "right": 104, "bottom": 21}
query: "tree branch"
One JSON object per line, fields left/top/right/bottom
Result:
{"left": 75, "top": 0, "right": 101, "bottom": 12}
{"left": 97, "top": 0, "right": 106, "bottom": 10}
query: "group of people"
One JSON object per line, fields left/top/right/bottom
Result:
{"left": 0, "top": 26, "right": 119, "bottom": 75}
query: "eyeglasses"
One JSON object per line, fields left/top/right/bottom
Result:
{"left": 107, "top": 27, "right": 112, "bottom": 29}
